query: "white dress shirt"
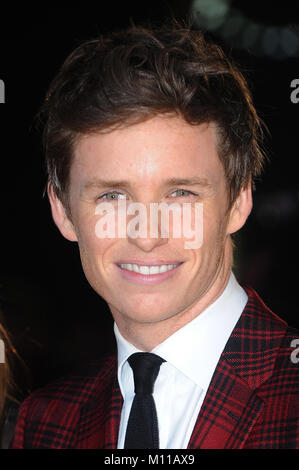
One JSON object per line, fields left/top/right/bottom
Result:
{"left": 115, "top": 272, "right": 248, "bottom": 449}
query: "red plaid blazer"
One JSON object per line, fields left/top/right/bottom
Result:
{"left": 10, "top": 287, "right": 299, "bottom": 449}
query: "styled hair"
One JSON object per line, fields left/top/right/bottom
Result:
{"left": 40, "top": 21, "right": 265, "bottom": 214}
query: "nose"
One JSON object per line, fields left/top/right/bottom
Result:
{"left": 128, "top": 232, "right": 169, "bottom": 252}
{"left": 126, "top": 203, "right": 169, "bottom": 252}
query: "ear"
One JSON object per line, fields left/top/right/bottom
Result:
{"left": 227, "top": 184, "right": 252, "bottom": 235}
{"left": 47, "top": 183, "right": 78, "bottom": 242}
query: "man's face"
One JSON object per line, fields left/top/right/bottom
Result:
{"left": 50, "top": 116, "right": 251, "bottom": 343}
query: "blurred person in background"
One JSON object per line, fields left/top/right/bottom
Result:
{"left": 0, "top": 318, "right": 20, "bottom": 449}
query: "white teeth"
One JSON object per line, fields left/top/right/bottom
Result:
{"left": 120, "top": 263, "right": 179, "bottom": 274}
{"left": 149, "top": 266, "right": 160, "bottom": 275}
{"left": 160, "top": 265, "right": 169, "bottom": 273}
{"left": 140, "top": 266, "right": 150, "bottom": 275}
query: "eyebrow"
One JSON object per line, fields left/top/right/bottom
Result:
{"left": 81, "top": 177, "right": 211, "bottom": 195}
{"left": 163, "top": 177, "right": 211, "bottom": 187}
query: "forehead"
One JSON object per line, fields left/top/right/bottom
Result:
{"left": 71, "top": 116, "right": 224, "bottom": 187}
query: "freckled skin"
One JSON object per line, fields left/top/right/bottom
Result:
{"left": 49, "top": 116, "right": 252, "bottom": 350}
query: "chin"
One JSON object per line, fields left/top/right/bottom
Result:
{"left": 119, "top": 299, "right": 181, "bottom": 324}
{"left": 126, "top": 311, "right": 173, "bottom": 325}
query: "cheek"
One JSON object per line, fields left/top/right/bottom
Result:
{"left": 202, "top": 210, "right": 219, "bottom": 240}
{"left": 201, "top": 204, "right": 228, "bottom": 254}
{"left": 76, "top": 236, "right": 120, "bottom": 300}
{"left": 74, "top": 214, "right": 113, "bottom": 271}
{"left": 79, "top": 235, "right": 115, "bottom": 269}
{"left": 76, "top": 216, "right": 98, "bottom": 255}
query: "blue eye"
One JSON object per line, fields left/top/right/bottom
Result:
{"left": 170, "top": 189, "right": 194, "bottom": 198}
{"left": 101, "top": 192, "right": 126, "bottom": 200}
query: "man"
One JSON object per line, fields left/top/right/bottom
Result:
{"left": 11, "top": 22, "right": 299, "bottom": 449}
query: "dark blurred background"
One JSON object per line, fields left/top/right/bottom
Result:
{"left": 0, "top": 1, "right": 298, "bottom": 398}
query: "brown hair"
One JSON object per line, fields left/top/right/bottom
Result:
{"left": 40, "top": 21, "right": 265, "bottom": 214}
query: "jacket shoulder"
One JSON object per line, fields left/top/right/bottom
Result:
{"left": 10, "top": 354, "right": 117, "bottom": 449}
{"left": 22, "top": 354, "right": 116, "bottom": 406}
{"left": 224, "top": 287, "right": 297, "bottom": 387}
{"left": 244, "top": 286, "right": 299, "bottom": 364}
{"left": 243, "top": 286, "right": 289, "bottom": 329}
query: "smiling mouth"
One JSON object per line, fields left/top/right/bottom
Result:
{"left": 119, "top": 263, "right": 182, "bottom": 275}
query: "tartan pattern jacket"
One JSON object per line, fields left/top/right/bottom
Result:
{"left": 10, "top": 287, "right": 299, "bottom": 449}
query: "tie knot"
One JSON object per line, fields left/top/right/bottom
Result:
{"left": 128, "top": 352, "right": 165, "bottom": 395}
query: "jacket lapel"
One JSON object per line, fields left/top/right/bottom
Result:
{"left": 76, "top": 355, "right": 123, "bottom": 449}
{"left": 188, "top": 287, "right": 287, "bottom": 449}
{"left": 188, "top": 355, "right": 264, "bottom": 448}
{"left": 103, "top": 375, "right": 123, "bottom": 449}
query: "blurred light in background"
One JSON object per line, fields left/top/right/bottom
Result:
{"left": 192, "top": 0, "right": 231, "bottom": 31}
{"left": 191, "top": 0, "right": 299, "bottom": 59}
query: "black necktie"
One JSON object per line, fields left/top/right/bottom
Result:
{"left": 124, "top": 352, "right": 165, "bottom": 449}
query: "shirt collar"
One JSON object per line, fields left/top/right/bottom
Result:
{"left": 114, "top": 272, "right": 248, "bottom": 394}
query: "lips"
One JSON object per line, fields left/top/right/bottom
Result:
{"left": 116, "top": 261, "right": 183, "bottom": 284}
{"left": 120, "top": 263, "right": 180, "bottom": 275}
